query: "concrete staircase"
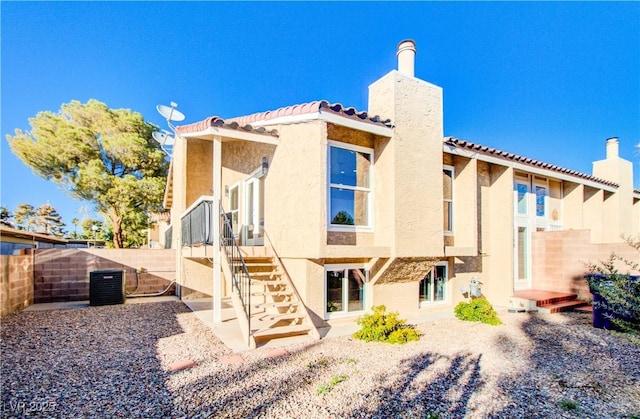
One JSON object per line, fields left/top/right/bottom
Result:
{"left": 239, "top": 252, "right": 319, "bottom": 346}
{"left": 510, "top": 290, "right": 590, "bottom": 314}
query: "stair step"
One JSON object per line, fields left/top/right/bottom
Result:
{"left": 251, "top": 290, "right": 293, "bottom": 297}
{"left": 252, "top": 323, "right": 312, "bottom": 339}
{"left": 249, "top": 272, "right": 280, "bottom": 278}
{"left": 250, "top": 278, "right": 285, "bottom": 285}
{"left": 536, "top": 294, "right": 578, "bottom": 307}
{"left": 251, "top": 301, "right": 299, "bottom": 309}
{"left": 573, "top": 305, "right": 593, "bottom": 312}
{"left": 537, "top": 300, "right": 589, "bottom": 314}
{"left": 253, "top": 312, "right": 305, "bottom": 323}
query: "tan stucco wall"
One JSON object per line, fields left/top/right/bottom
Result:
{"left": 593, "top": 155, "right": 635, "bottom": 242}
{"left": 263, "top": 121, "right": 326, "bottom": 258}
{"left": 181, "top": 257, "right": 213, "bottom": 298}
{"left": 481, "top": 164, "right": 514, "bottom": 306}
{"left": 634, "top": 198, "right": 640, "bottom": 234}
{"left": 186, "top": 138, "right": 213, "bottom": 206}
{"left": 368, "top": 70, "right": 444, "bottom": 257}
{"left": 450, "top": 155, "right": 478, "bottom": 253}
{"left": 583, "top": 187, "right": 604, "bottom": 243}
{"left": 562, "top": 182, "right": 584, "bottom": 230}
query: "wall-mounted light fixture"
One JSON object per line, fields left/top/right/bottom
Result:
{"left": 224, "top": 185, "right": 229, "bottom": 197}
{"left": 261, "top": 157, "right": 269, "bottom": 176}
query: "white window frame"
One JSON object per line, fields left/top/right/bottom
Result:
{"left": 327, "top": 140, "right": 374, "bottom": 232}
{"left": 228, "top": 182, "right": 241, "bottom": 237}
{"left": 443, "top": 165, "right": 454, "bottom": 235}
{"left": 324, "top": 264, "right": 368, "bottom": 319}
{"left": 419, "top": 261, "right": 449, "bottom": 307}
{"left": 533, "top": 177, "right": 549, "bottom": 230}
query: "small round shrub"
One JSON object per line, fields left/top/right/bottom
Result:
{"left": 454, "top": 297, "right": 502, "bottom": 325}
{"left": 353, "top": 305, "right": 420, "bottom": 344}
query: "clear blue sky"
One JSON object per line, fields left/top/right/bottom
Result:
{"left": 2, "top": 2, "right": 639, "bottom": 229}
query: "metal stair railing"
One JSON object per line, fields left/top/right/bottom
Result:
{"left": 219, "top": 201, "right": 251, "bottom": 343}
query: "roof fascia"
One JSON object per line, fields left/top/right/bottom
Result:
{"left": 443, "top": 145, "right": 618, "bottom": 193}
{"left": 180, "top": 126, "right": 279, "bottom": 145}
{"left": 250, "top": 112, "right": 394, "bottom": 137}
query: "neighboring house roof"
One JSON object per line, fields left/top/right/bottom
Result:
{"left": 177, "top": 100, "right": 393, "bottom": 136}
{"left": 444, "top": 137, "right": 619, "bottom": 188}
{"left": 0, "top": 225, "right": 67, "bottom": 244}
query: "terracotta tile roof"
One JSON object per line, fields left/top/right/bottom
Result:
{"left": 226, "top": 100, "right": 393, "bottom": 128}
{"left": 176, "top": 117, "right": 279, "bottom": 136}
{"left": 444, "top": 137, "right": 619, "bottom": 188}
{"left": 177, "top": 100, "right": 392, "bottom": 135}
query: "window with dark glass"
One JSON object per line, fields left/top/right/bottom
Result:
{"left": 420, "top": 264, "right": 447, "bottom": 304}
{"left": 329, "top": 144, "right": 371, "bottom": 228}
{"left": 443, "top": 167, "right": 453, "bottom": 232}
{"left": 326, "top": 267, "right": 366, "bottom": 314}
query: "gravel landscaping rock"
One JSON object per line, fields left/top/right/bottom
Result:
{"left": 2, "top": 301, "right": 639, "bottom": 418}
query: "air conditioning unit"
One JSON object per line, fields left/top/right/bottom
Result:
{"left": 90, "top": 270, "right": 126, "bottom": 306}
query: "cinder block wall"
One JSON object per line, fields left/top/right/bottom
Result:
{"left": 34, "top": 249, "right": 176, "bottom": 303}
{"left": 532, "top": 230, "right": 639, "bottom": 299}
{"left": 0, "top": 255, "right": 34, "bottom": 316}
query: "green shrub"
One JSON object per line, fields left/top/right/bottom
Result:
{"left": 586, "top": 238, "right": 640, "bottom": 335}
{"left": 559, "top": 399, "right": 578, "bottom": 411}
{"left": 454, "top": 297, "right": 502, "bottom": 325}
{"left": 353, "top": 305, "right": 420, "bottom": 344}
{"left": 316, "top": 374, "right": 348, "bottom": 395}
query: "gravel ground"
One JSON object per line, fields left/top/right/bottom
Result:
{"left": 2, "top": 301, "right": 639, "bottom": 418}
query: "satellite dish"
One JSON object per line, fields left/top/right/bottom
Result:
{"left": 163, "top": 135, "right": 175, "bottom": 146}
{"left": 152, "top": 131, "right": 172, "bottom": 145}
{"left": 156, "top": 104, "right": 185, "bottom": 122}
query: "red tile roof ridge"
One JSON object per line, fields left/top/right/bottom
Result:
{"left": 177, "top": 100, "right": 393, "bottom": 136}
{"left": 226, "top": 100, "right": 392, "bottom": 128}
{"left": 176, "top": 115, "right": 279, "bottom": 136}
{"left": 444, "top": 136, "right": 619, "bottom": 188}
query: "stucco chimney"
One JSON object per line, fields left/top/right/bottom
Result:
{"left": 606, "top": 137, "right": 619, "bottom": 159}
{"left": 396, "top": 39, "right": 416, "bottom": 77}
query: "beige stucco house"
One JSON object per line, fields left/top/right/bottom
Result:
{"left": 163, "top": 40, "right": 640, "bottom": 347}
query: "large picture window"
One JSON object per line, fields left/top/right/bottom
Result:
{"left": 328, "top": 142, "right": 372, "bottom": 229}
{"left": 325, "top": 266, "right": 367, "bottom": 317}
{"left": 419, "top": 263, "right": 448, "bottom": 305}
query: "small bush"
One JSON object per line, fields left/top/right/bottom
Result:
{"left": 559, "top": 399, "right": 578, "bottom": 411}
{"left": 316, "top": 374, "right": 348, "bottom": 395}
{"left": 353, "top": 305, "right": 420, "bottom": 344}
{"left": 586, "top": 240, "right": 640, "bottom": 335}
{"left": 454, "top": 297, "right": 502, "bottom": 325}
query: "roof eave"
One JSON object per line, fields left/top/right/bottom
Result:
{"left": 180, "top": 126, "right": 279, "bottom": 145}
{"left": 443, "top": 141, "right": 619, "bottom": 193}
{"left": 250, "top": 111, "right": 394, "bottom": 137}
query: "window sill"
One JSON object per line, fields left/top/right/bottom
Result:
{"left": 419, "top": 300, "right": 449, "bottom": 308}
{"left": 324, "top": 310, "right": 365, "bottom": 321}
{"left": 328, "top": 225, "right": 373, "bottom": 233}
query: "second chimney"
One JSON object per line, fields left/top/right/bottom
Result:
{"left": 397, "top": 39, "right": 416, "bottom": 77}
{"left": 606, "top": 137, "right": 619, "bottom": 159}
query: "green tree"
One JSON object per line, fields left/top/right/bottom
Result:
{"left": 13, "top": 203, "right": 36, "bottom": 231}
{"left": 6, "top": 99, "right": 168, "bottom": 248}
{"left": 331, "top": 210, "right": 354, "bottom": 225}
{"left": 70, "top": 217, "right": 80, "bottom": 239}
{"left": 0, "top": 207, "right": 13, "bottom": 227}
{"left": 34, "top": 203, "right": 66, "bottom": 236}
{"left": 80, "top": 218, "right": 109, "bottom": 245}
